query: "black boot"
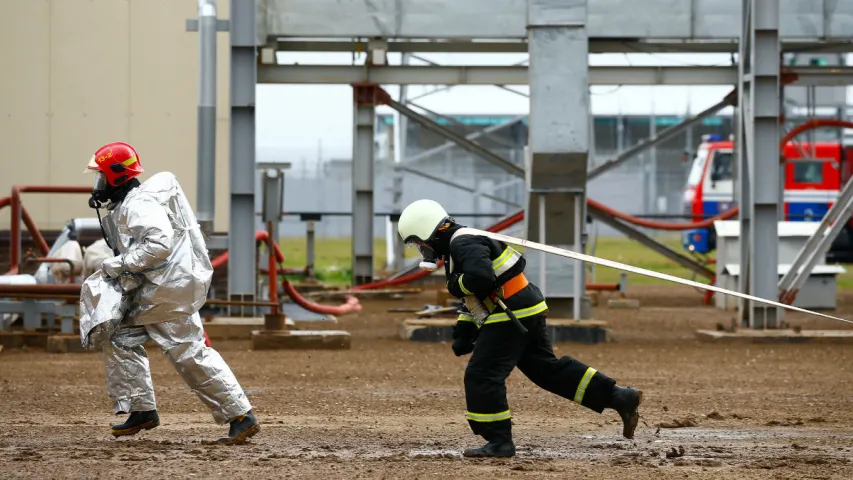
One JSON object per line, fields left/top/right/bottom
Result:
{"left": 609, "top": 385, "right": 643, "bottom": 439}
{"left": 216, "top": 410, "right": 260, "bottom": 445}
{"left": 463, "top": 440, "right": 517, "bottom": 458}
{"left": 111, "top": 410, "right": 160, "bottom": 437}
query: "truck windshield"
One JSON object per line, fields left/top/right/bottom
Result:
{"left": 686, "top": 148, "right": 709, "bottom": 187}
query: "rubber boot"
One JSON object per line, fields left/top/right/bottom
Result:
{"left": 111, "top": 410, "right": 160, "bottom": 437}
{"left": 463, "top": 440, "right": 517, "bottom": 458}
{"left": 609, "top": 385, "right": 643, "bottom": 439}
{"left": 216, "top": 410, "right": 260, "bottom": 445}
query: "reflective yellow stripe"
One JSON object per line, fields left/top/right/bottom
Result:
{"left": 492, "top": 248, "right": 513, "bottom": 269}
{"left": 573, "top": 367, "right": 597, "bottom": 404}
{"left": 465, "top": 410, "right": 511, "bottom": 423}
{"left": 481, "top": 301, "right": 548, "bottom": 325}
{"left": 456, "top": 313, "right": 476, "bottom": 323}
{"left": 121, "top": 156, "right": 138, "bottom": 167}
{"left": 457, "top": 274, "right": 474, "bottom": 296}
{"left": 492, "top": 247, "right": 521, "bottom": 276}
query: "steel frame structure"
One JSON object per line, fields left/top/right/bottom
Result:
{"left": 202, "top": 0, "right": 853, "bottom": 323}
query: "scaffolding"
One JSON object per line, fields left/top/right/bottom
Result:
{"left": 193, "top": 0, "right": 853, "bottom": 324}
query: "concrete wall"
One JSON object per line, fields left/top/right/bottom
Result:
{"left": 0, "top": 0, "right": 230, "bottom": 230}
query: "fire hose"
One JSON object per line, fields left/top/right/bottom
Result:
{"left": 472, "top": 228, "right": 853, "bottom": 325}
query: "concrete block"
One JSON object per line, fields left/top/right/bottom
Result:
{"left": 608, "top": 298, "right": 641, "bottom": 309}
{"left": 251, "top": 330, "right": 352, "bottom": 350}
{"left": 696, "top": 329, "right": 853, "bottom": 344}
{"left": 46, "top": 335, "right": 94, "bottom": 354}
{"left": 0, "top": 332, "right": 49, "bottom": 350}
{"left": 204, "top": 317, "right": 294, "bottom": 341}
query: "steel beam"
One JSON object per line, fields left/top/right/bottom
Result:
{"left": 405, "top": 115, "right": 525, "bottom": 166}
{"left": 258, "top": 64, "right": 853, "bottom": 86}
{"left": 352, "top": 85, "right": 384, "bottom": 285}
{"left": 260, "top": 0, "right": 853, "bottom": 41}
{"left": 778, "top": 175, "right": 853, "bottom": 305}
{"left": 274, "top": 39, "right": 853, "bottom": 55}
{"left": 408, "top": 101, "right": 520, "bottom": 151}
{"left": 395, "top": 165, "right": 521, "bottom": 208}
{"left": 387, "top": 99, "right": 524, "bottom": 177}
{"left": 744, "top": 0, "right": 781, "bottom": 329}
{"left": 588, "top": 91, "right": 736, "bottom": 181}
{"left": 196, "top": 0, "right": 217, "bottom": 234}
{"left": 228, "top": 0, "right": 258, "bottom": 310}
{"left": 587, "top": 205, "right": 715, "bottom": 280}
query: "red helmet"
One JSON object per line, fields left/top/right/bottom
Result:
{"left": 84, "top": 142, "right": 144, "bottom": 187}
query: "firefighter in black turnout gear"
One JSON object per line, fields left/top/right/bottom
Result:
{"left": 397, "top": 199, "right": 643, "bottom": 458}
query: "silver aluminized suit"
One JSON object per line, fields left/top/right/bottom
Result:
{"left": 81, "top": 171, "right": 251, "bottom": 424}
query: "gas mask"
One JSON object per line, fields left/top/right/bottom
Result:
{"left": 88, "top": 171, "right": 111, "bottom": 209}
{"left": 407, "top": 240, "right": 440, "bottom": 272}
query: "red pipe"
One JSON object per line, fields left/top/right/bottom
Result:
{"left": 4, "top": 186, "right": 92, "bottom": 274}
{"left": 266, "top": 222, "right": 279, "bottom": 315}
{"left": 586, "top": 283, "right": 620, "bottom": 291}
{"left": 588, "top": 198, "right": 739, "bottom": 231}
{"left": 21, "top": 206, "right": 50, "bottom": 256}
{"left": 281, "top": 278, "right": 362, "bottom": 315}
{"left": 780, "top": 119, "right": 853, "bottom": 158}
{"left": 209, "top": 230, "right": 361, "bottom": 315}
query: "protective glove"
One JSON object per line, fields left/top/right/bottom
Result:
{"left": 101, "top": 256, "right": 124, "bottom": 279}
{"left": 451, "top": 320, "right": 478, "bottom": 357}
{"left": 446, "top": 272, "right": 466, "bottom": 299}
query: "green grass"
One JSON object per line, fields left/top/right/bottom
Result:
{"left": 277, "top": 236, "right": 853, "bottom": 289}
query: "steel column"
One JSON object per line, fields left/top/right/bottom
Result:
{"left": 352, "top": 85, "right": 387, "bottom": 285}
{"left": 387, "top": 53, "right": 411, "bottom": 272}
{"left": 525, "top": 0, "right": 590, "bottom": 319}
{"left": 228, "top": 0, "right": 257, "bottom": 311}
{"left": 743, "top": 0, "right": 781, "bottom": 329}
{"left": 196, "top": 0, "right": 217, "bottom": 234}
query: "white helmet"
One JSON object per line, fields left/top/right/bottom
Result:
{"left": 398, "top": 199, "right": 450, "bottom": 244}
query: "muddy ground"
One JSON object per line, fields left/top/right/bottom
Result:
{"left": 1, "top": 285, "right": 853, "bottom": 479}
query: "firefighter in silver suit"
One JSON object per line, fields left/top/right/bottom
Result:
{"left": 82, "top": 141, "right": 259, "bottom": 444}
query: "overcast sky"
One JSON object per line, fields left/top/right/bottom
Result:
{"left": 256, "top": 52, "right": 851, "bottom": 167}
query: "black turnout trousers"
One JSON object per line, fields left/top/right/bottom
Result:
{"left": 464, "top": 314, "right": 616, "bottom": 443}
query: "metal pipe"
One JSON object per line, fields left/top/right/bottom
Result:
{"left": 10, "top": 187, "right": 22, "bottom": 273}
{"left": 205, "top": 299, "right": 278, "bottom": 307}
{"left": 573, "top": 195, "right": 583, "bottom": 321}
{"left": 196, "top": 0, "right": 217, "bottom": 234}
{"left": 21, "top": 205, "right": 50, "bottom": 256}
{"left": 24, "top": 257, "right": 76, "bottom": 283}
{"left": 5, "top": 186, "right": 92, "bottom": 274}
{"left": 306, "top": 220, "right": 316, "bottom": 281}
{"left": 0, "top": 284, "right": 82, "bottom": 295}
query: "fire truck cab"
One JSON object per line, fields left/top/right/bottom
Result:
{"left": 681, "top": 134, "right": 853, "bottom": 261}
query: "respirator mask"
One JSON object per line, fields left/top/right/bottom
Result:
{"left": 407, "top": 240, "right": 440, "bottom": 272}
{"left": 88, "top": 171, "right": 111, "bottom": 209}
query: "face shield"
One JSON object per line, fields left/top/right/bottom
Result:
{"left": 406, "top": 239, "right": 440, "bottom": 272}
